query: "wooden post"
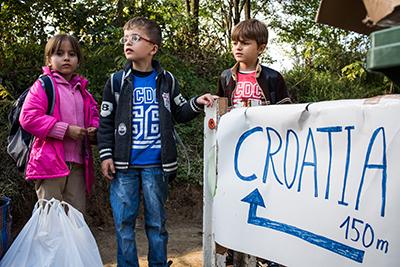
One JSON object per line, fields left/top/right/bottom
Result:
{"left": 203, "top": 98, "right": 227, "bottom": 267}
{"left": 203, "top": 100, "right": 278, "bottom": 267}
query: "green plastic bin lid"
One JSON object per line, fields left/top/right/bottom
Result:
{"left": 367, "top": 25, "right": 400, "bottom": 70}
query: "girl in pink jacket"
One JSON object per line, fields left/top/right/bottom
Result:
{"left": 19, "top": 34, "right": 99, "bottom": 213}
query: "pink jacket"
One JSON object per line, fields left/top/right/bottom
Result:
{"left": 19, "top": 67, "right": 99, "bottom": 193}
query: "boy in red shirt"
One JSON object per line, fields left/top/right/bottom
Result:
{"left": 217, "top": 18, "right": 291, "bottom": 266}
{"left": 217, "top": 18, "right": 291, "bottom": 108}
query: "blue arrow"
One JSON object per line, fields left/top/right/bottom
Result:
{"left": 241, "top": 189, "right": 365, "bottom": 263}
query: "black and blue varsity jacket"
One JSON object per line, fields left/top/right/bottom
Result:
{"left": 97, "top": 60, "right": 203, "bottom": 180}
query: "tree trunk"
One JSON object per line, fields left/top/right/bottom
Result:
{"left": 185, "top": 0, "right": 200, "bottom": 47}
{"left": 186, "top": 0, "right": 191, "bottom": 14}
{"left": 244, "top": 0, "right": 251, "bottom": 19}
{"left": 192, "top": 0, "right": 199, "bottom": 41}
{"left": 233, "top": 0, "right": 240, "bottom": 25}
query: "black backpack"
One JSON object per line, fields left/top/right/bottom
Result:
{"left": 7, "top": 75, "right": 55, "bottom": 172}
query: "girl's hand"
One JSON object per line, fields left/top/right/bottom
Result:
{"left": 196, "top": 93, "right": 218, "bottom": 107}
{"left": 66, "top": 125, "right": 87, "bottom": 140}
{"left": 87, "top": 127, "right": 97, "bottom": 144}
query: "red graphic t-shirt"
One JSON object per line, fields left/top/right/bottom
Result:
{"left": 232, "top": 70, "right": 266, "bottom": 108}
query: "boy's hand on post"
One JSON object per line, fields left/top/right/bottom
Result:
{"left": 67, "top": 125, "right": 87, "bottom": 140}
{"left": 101, "top": 159, "right": 115, "bottom": 180}
{"left": 196, "top": 93, "right": 218, "bottom": 108}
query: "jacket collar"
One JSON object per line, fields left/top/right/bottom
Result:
{"left": 124, "top": 60, "right": 164, "bottom": 76}
{"left": 41, "top": 66, "right": 88, "bottom": 93}
{"left": 230, "top": 60, "right": 262, "bottom": 81}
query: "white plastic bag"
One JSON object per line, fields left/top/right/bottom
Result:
{"left": 0, "top": 198, "right": 103, "bottom": 267}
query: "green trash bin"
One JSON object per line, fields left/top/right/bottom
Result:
{"left": 0, "top": 196, "right": 12, "bottom": 260}
{"left": 367, "top": 25, "right": 400, "bottom": 85}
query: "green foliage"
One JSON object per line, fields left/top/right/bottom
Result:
{"left": 1, "top": 0, "right": 397, "bottom": 228}
{"left": 285, "top": 66, "right": 391, "bottom": 103}
{"left": 0, "top": 100, "right": 37, "bottom": 227}
{"left": 268, "top": 0, "right": 369, "bottom": 73}
{"left": 156, "top": 48, "right": 232, "bottom": 184}
{"left": 0, "top": 84, "right": 12, "bottom": 100}
{"left": 0, "top": 0, "right": 236, "bottom": 228}
{"left": 266, "top": 1, "right": 394, "bottom": 104}
{"left": 341, "top": 61, "right": 366, "bottom": 81}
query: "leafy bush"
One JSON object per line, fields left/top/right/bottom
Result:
{"left": 285, "top": 66, "right": 394, "bottom": 103}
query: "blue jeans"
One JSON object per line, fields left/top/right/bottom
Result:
{"left": 110, "top": 167, "right": 169, "bottom": 267}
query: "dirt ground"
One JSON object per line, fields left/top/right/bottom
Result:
{"left": 93, "top": 184, "right": 204, "bottom": 267}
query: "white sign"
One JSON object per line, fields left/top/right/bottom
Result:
{"left": 214, "top": 97, "right": 400, "bottom": 266}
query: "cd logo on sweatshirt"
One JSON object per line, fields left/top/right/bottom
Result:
{"left": 118, "top": 123, "right": 127, "bottom": 136}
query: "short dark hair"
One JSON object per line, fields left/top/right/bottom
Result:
{"left": 231, "top": 19, "right": 269, "bottom": 46}
{"left": 44, "top": 34, "right": 82, "bottom": 65}
{"left": 124, "top": 17, "right": 162, "bottom": 47}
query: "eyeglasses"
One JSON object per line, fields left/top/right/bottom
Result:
{"left": 119, "top": 34, "right": 154, "bottom": 45}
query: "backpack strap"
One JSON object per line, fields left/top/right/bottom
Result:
{"left": 165, "top": 70, "right": 191, "bottom": 175}
{"left": 111, "top": 70, "right": 125, "bottom": 103}
{"left": 38, "top": 75, "right": 55, "bottom": 115}
{"left": 165, "top": 70, "right": 176, "bottom": 97}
